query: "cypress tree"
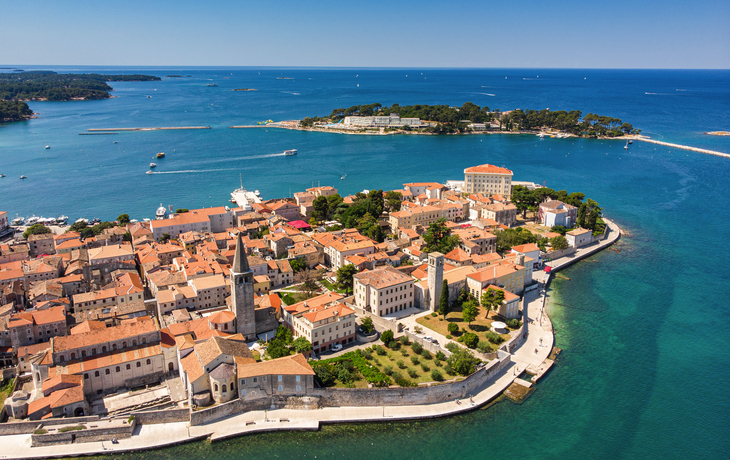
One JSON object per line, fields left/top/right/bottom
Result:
{"left": 438, "top": 280, "right": 450, "bottom": 316}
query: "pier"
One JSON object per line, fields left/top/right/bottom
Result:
{"left": 635, "top": 137, "right": 729, "bottom": 159}
{"left": 87, "top": 126, "right": 211, "bottom": 132}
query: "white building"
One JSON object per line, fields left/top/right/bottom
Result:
{"left": 353, "top": 266, "right": 415, "bottom": 317}
{"left": 463, "top": 164, "right": 513, "bottom": 197}
{"left": 343, "top": 114, "right": 425, "bottom": 128}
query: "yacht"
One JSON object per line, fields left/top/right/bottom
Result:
{"left": 146, "top": 170, "right": 154, "bottom": 175}
{"left": 56, "top": 215, "right": 68, "bottom": 225}
{"left": 283, "top": 149, "right": 297, "bottom": 156}
{"left": 156, "top": 152, "right": 165, "bottom": 158}
{"left": 45, "top": 145, "right": 50, "bottom": 149}
{"left": 156, "top": 204, "right": 167, "bottom": 220}
{"left": 230, "top": 174, "right": 263, "bottom": 210}
{"left": 90, "top": 217, "right": 101, "bottom": 225}
{"left": 75, "top": 218, "right": 89, "bottom": 225}
{"left": 149, "top": 163, "right": 157, "bottom": 168}
{"left": 20, "top": 175, "right": 27, "bottom": 179}
{"left": 12, "top": 217, "right": 24, "bottom": 226}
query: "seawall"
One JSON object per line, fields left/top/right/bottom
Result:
{"left": 636, "top": 137, "right": 729, "bottom": 159}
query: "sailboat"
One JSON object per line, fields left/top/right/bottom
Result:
{"left": 624, "top": 140, "right": 629, "bottom": 150}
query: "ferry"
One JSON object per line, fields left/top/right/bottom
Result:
{"left": 149, "top": 163, "right": 157, "bottom": 168}
{"left": 283, "top": 149, "right": 298, "bottom": 156}
{"left": 156, "top": 204, "right": 167, "bottom": 220}
{"left": 20, "top": 175, "right": 27, "bottom": 179}
{"left": 156, "top": 152, "right": 165, "bottom": 159}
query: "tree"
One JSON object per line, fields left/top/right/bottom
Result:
{"left": 481, "top": 288, "right": 505, "bottom": 312}
{"left": 122, "top": 231, "right": 132, "bottom": 242}
{"left": 360, "top": 316, "right": 374, "bottom": 334}
{"left": 447, "top": 322, "right": 459, "bottom": 335}
{"left": 295, "top": 268, "right": 321, "bottom": 297}
{"left": 462, "top": 332, "right": 479, "bottom": 349}
{"left": 117, "top": 214, "right": 130, "bottom": 225}
{"left": 312, "top": 196, "right": 329, "bottom": 221}
{"left": 447, "top": 348, "right": 480, "bottom": 376}
{"left": 291, "top": 337, "right": 313, "bottom": 354}
{"left": 290, "top": 258, "right": 307, "bottom": 273}
{"left": 23, "top": 224, "right": 51, "bottom": 240}
{"left": 551, "top": 225, "right": 568, "bottom": 236}
{"left": 160, "top": 233, "right": 171, "bottom": 243}
{"left": 577, "top": 203, "right": 587, "bottom": 228}
{"left": 335, "top": 264, "right": 358, "bottom": 294}
{"left": 462, "top": 300, "right": 479, "bottom": 326}
{"left": 384, "top": 191, "right": 402, "bottom": 212}
{"left": 550, "top": 235, "right": 569, "bottom": 250}
{"left": 381, "top": 330, "right": 394, "bottom": 345}
{"left": 313, "top": 364, "right": 335, "bottom": 386}
{"left": 438, "top": 280, "right": 450, "bottom": 316}
{"left": 422, "top": 219, "right": 460, "bottom": 254}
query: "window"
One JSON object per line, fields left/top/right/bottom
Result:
{"left": 122, "top": 341, "right": 127, "bottom": 348}
{"left": 116, "top": 366, "right": 121, "bottom": 372}
{"left": 296, "top": 386, "right": 301, "bottom": 392}
{"left": 71, "top": 352, "right": 76, "bottom": 359}
{"left": 106, "top": 369, "right": 110, "bottom": 375}
{"left": 84, "top": 373, "right": 89, "bottom": 379}
{"left": 82, "top": 350, "right": 86, "bottom": 357}
{"left": 222, "top": 384, "right": 227, "bottom": 393}
{"left": 278, "top": 385, "right": 283, "bottom": 391}
{"left": 215, "top": 383, "right": 219, "bottom": 392}
{"left": 112, "top": 344, "right": 117, "bottom": 351}
{"left": 263, "top": 377, "right": 267, "bottom": 382}
{"left": 253, "top": 377, "right": 257, "bottom": 383}
{"left": 278, "top": 375, "right": 282, "bottom": 381}
{"left": 92, "top": 348, "right": 96, "bottom": 355}
{"left": 296, "top": 375, "right": 301, "bottom": 382}
{"left": 132, "top": 340, "right": 137, "bottom": 346}
{"left": 126, "top": 364, "right": 131, "bottom": 370}
{"left": 102, "top": 346, "right": 107, "bottom": 353}
{"left": 142, "top": 337, "right": 146, "bottom": 344}
{"left": 60, "top": 356, "right": 65, "bottom": 362}
{"left": 241, "top": 389, "right": 246, "bottom": 396}
{"left": 146, "top": 359, "right": 151, "bottom": 365}
{"left": 136, "top": 362, "right": 141, "bottom": 368}
{"left": 95, "top": 371, "right": 100, "bottom": 377}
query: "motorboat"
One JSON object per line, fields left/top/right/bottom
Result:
{"left": 156, "top": 152, "right": 165, "bottom": 158}
{"left": 629, "top": 140, "right": 633, "bottom": 144}
{"left": 0, "top": 174, "right": 5, "bottom": 178}
{"left": 149, "top": 163, "right": 157, "bottom": 168}
{"left": 147, "top": 96, "right": 151, "bottom": 98}
{"left": 624, "top": 141, "right": 629, "bottom": 150}
{"left": 12, "top": 217, "right": 24, "bottom": 226}
{"left": 25, "top": 216, "right": 39, "bottom": 225}
{"left": 113, "top": 141, "right": 118, "bottom": 144}
{"left": 20, "top": 175, "right": 27, "bottom": 179}
{"left": 156, "top": 204, "right": 167, "bottom": 220}
{"left": 146, "top": 170, "right": 154, "bottom": 175}
{"left": 90, "top": 217, "right": 101, "bottom": 225}
{"left": 75, "top": 218, "right": 89, "bottom": 225}
{"left": 45, "top": 145, "right": 50, "bottom": 149}
{"left": 254, "top": 190, "right": 260, "bottom": 196}
{"left": 206, "top": 83, "right": 218, "bottom": 87}
{"left": 56, "top": 215, "right": 68, "bottom": 225}
{"left": 283, "top": 149, "right": 297, "bottom": 156}
{"left": 537, "top": 132, "right": 545, "bottom": 138}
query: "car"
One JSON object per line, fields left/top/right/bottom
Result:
{"left": 431, "top": 339, "right": 439, "bottom": 345}
{"left": 331, "top": 344, "right": 343, "bottom": 351}
{"left": 424, "top": 336, "right": 432, "bottom": 342}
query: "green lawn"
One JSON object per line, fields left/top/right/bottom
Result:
{"left": 0, "top": 378, "right": 16, "bottom": 415}
{"left": 320, "top": 279, "right": 347, "bottom": 294}
{"left": 416, "top": 307, "right": 514, "bottom": 352}
{"left": 370, "top": 345, "right": 449, "bottom": 385}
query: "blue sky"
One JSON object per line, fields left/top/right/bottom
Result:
{"left": 2, "top": 0, "right": 728, "bottom": 68}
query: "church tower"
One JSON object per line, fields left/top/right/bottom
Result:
{"left": 231, "top": 233, "right": 256, "bottom": 340}
{"left": 427, "top": 252, "right": 444, "bottom": 312}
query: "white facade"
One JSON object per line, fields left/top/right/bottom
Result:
{"left": 343, "top": 115, "right": 424, "bottom": 128}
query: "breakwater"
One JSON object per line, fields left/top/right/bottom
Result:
{"left": 87, "top": 126, "right": 211, "bottom": 132}
{"left": 636, "top": 137, "right": 729, "bottom": 158}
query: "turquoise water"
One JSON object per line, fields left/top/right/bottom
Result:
{"left": 3, "top": 68, "right": 730, "bottom": 459}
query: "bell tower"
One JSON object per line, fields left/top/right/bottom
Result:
{"left": 427, "top": 252, "right": 444, "bottom": 311}
{"left": 231, "top": 233, "right": 256, "bottom": 340}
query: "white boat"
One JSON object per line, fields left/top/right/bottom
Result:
{"left": 283, "top": 149, "right": 297, "bottom": 156}
{"left": 149, "top": 163, "right": 157, "bottom": 168}
{"left": 146, "top": 170, "right": 154, "bottom": 175}
{"left": 156, "top": 204, "right": 167, "bottom": 220}
{"left": 624, "top": 141, "right": 629, "bottom": 150}
{"left": 90, "top": 217, "right": 101, "bottom": 225}
{"left": 0, "top": 174, "right": 5, "bottom": 178}
{"left": 537, "top": 132, "right": 545, "bottom": 138}
{"left": 629, "top": 140, "right": 633, "bottom": 144}
{"left": 143, "top": 218, "right": 151, "bottom": 222}
{"left": 26, "top": 216, "right": 39, "bottom": 225}
{"left": 75, "top": 217, "right": 89, "bottom": 224}
{"left": 45, "top": 145, "right": 50, "bottom": 149}
{"left": 12, "top": 217, "right": 24, "bottom": 226}
{"left": 230, "top": 174, "right": 263, "bottom": 210}
{"left": 254, "top": 190, "right": 260, "bottom": 197}
{"left": 56, "top": 215, "right": 68, "bottom": 224}
{"left": 20, "top": 175, "right": 27, "bottom": 179}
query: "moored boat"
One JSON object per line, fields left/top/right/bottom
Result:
{"left": 156, "top": 204, "right": 167, "bottom": 220}
{"left": 150, "top": 163, "right": 157, "bottom": 168}
{"left": 45, "top": 145, "right": 50, "bottom": 149}
{"left": 156, "top": 152, "right": 165, "bottom": 158}
{"left": 20, "top": 175, "right": 27, "bottom": 179}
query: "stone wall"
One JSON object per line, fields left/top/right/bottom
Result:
{"left": 312, "top": 355, "right": 510, "bottom": 408}
{"left": 545, "top": 247, "right": 576, "bottom": 260}
{"left": 132, "top": 408, "right": 190, "bottom": 425}
{"left": 189, "top": 396, "right": 283, "bottom": 426}
{"left": 255, "top": 307, "right": 279, "bottom": 335}
{"left": 0, "top": 416, "right": 100, "bottom": 435}
{"left": 31, "top": 419, "right": 136, "bottom": 447}
{"left": 125, "top": 371, "right": 164, "bottom": 390}
{"left": 499, "top": 298, "right": 527, "bottom": 354}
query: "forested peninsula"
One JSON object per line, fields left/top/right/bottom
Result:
{"left": 0, "top": 71, "right": 160, "bottom": 122}
{"left": 301, "top": 102, "right": 640, "bottom": 137}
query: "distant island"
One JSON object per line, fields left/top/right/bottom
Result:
{"left": 233, "top": 88, "right": 258, "bottom": 91}
{"left": 0, "top": 71, "right": 160, "bottom": 123}
{"left": 297, "top": 103, "right": 640, "bottom": 137}
{"left": 276, "top": 77, "right": 294, "bottom": 80}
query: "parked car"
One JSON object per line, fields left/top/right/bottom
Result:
{"left": 332, "top": 343, "right": 343, "bottom": 351}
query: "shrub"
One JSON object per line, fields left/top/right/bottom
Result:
{"left": 362, "top": 349, "right": 373, "bottom": 360}
{"left": 462, "top": 332, "right": 479, "bottom": 349}
{"left": 127, "top": 415, "right": 135, "bottom": 424}
{"left": 431, "top": 369, "right": 444, "bottom": 381}
{"left": 446, "top": 334, "right": 453, "bottom": 339}
{"left": 397, "top": 359, "right": 406, "bottom": 369}
{"left": 381, "top": 330, "right": 394, "bottom": 344}
{"left": 414, "top": 326, "right": 423, "bottom": 334}
{"left": 420, "top": 363, "right": 430, "bottom": 372}
{"left": 407, "top": 369, "right": 418, "bottom": 379}
{"left": 421, "top": 350, "right": 432, "bottom": 360}
{"left": 457, "top": 336, "right": 463, "bottom": 342}
{"left": 447, "top": 348, "right": 481, "bottom": 376}
{"left": 486, "top": 332, "right": 506, "bottom": 344}
{"left": 435, "top": 351, "right": 446, "bottom": 361}
{"left": 399, "top": 348, "right": 409, "bottom": 356}
{"left": 431, "top": 312, "right": 437, "bottom": 317}
{"left": 391, "top": 372, "right": 403, "bottom": 382}
{"left": 313, "top": 364, "right": 336, "bottom": 386}
{"left": 59, "top": 425, "right": 86, "bottom": 433}
{"left": 445, "top": 342, "right": 460, "bottom": 353}
{"left": 316, "top": 351, "right": 390, "bottom": 386}
{"left": 410, "top": 355, "right": 420, "bottom": 365}
{"left": 477, "top": 340, "right": 491, "bottom": 354}
{"left": 383, "top": 365, "right": 394, "bottom": 376}
{"left": 375, "top": 345, "right": 387, "bottom": 356}
{"left": 396, "top": 376, "right": 417, "bottom": 387}
{"left": 399, "top": 335, "right": 410, "bottom": 345}
{"left": 338, "top": 368, "right": 352, "bottom": 383}
{"left": 424, "top": 316, "right": 430, "bottom": 320}
{"left": 434, "top": 359, "right": 442, "bottom": 367}
{"left": 506, "top": 318, "right": 521, "bottom": 329}
{"left": 387, "top": 340, "right": 399, "bottom": 349}
{"left": 447, "top": 322, "right": 459, "bottom": 334}
{"left": 360, "top": 316, "right": 375, "bottom": 334}
{"left": 411, "top": 342, "right": 423, "bottom": 354}
{"left": 34, "top": 429, "right": 48, "bottom": 435}
{"left": 444, "top": 363, "right": 454, "bottom": 375}
{"left": 439, "top": 318, "right": 444, "bottom": 321}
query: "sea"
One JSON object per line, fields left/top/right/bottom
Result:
{"left": 2, "top": 67, "right": 730, "bottom": 459}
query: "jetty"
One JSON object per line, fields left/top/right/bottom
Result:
{"left": 636, "top": 137, "right": 729, "bottom": 159}
{"left": 87, "top": 126, "right": 211, "bottom": 132}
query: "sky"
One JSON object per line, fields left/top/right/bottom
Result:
{"left": 1, "top": 0, "right": 728, "bottom": 68}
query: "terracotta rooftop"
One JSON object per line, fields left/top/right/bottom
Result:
{"left": 464, "top": 164, "right": 513, "bottom": 175}
{"left": 53, "top": 316, "right": 157, "bottom": 352}
{"left": 237, "top": 353, "right": 314, "bottom": 379}
{"left": 354, "top": 265, "right": 413, "bottom": 289}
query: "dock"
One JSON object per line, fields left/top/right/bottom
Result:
{"left": 636, "top": 137, "right": 729, "bottom": 159}
{"left": 87, "top": 126, "right": 211, "bottom": 132}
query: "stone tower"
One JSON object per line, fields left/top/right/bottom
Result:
{"left": 427, "top": 252, "right": 444, "bottom": 311}
{"left": 231, "top": 233, "right": 256, "bottom": 340}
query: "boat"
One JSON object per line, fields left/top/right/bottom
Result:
{"left": 90, "top": 217, "right": 101, "bottom": 225}
{"left": 206, "top": 83, "right": 218, "bottom": 87}
{"left": 12, "top": 217, "right": 24, "bottom": 226}
{"left": 113, "top": 141, "right": 118, "bottom": 144}
{"left": 283, "top": 149, "right": 297, "bottom": 156}
{"left": 628, "top": 140, "right": 633, "bottom": 144}
{"left": 156, "top": 204, "right": 167, "bottom": 220}
{"left": 254, "top": 190, "right": 260, "bottom": 197}
{"left": 146, "top": 170, "right": 154, "bottom": 175}
{"left": 156, "top": 152, "right": 165, "bottom": 158}
{"left": 45, "top": 145, "right": 50, "bottom": 149}
{"left": 624, "top": 140, "right": 629, "bottom": 150}
{"left": 149, "top": 163, "right": 157, "bottom": 168}
{"left": 230, "top": 174, "right": 263, "bottom": 210}
{"left": 537, "top": 132, "right": 545, "bottom": 138}
{"left": 0, "top": 174, "right": 5, "bottom": 178}
{"left": 75, "top": 218, "right": 89, "bottom": 225}
{"left": 143, "top": 218, "right": 151, "bottom": 222}
{"left": 20, "top": 175, "right": 27, "bottom": 179}
{"left": 25, "top": 216, "right": 39, "bottom": 225}
{"left": 147, "top": 96, "right": 151, "bottom": 98}
{"left": 56, "top": 215, "right": 68, "bottom": 225}
{"left": 341, "top": 176, "right": 345, "bottom": 180}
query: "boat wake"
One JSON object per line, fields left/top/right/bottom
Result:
{"left": 196, "top": 153, "right": 286, "bottom": 165}
{"left": 147, "top": 168, "right": 237, "bottom": 175}
{"left": 463, "top": 92, "right": 495, "bottom": 96}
